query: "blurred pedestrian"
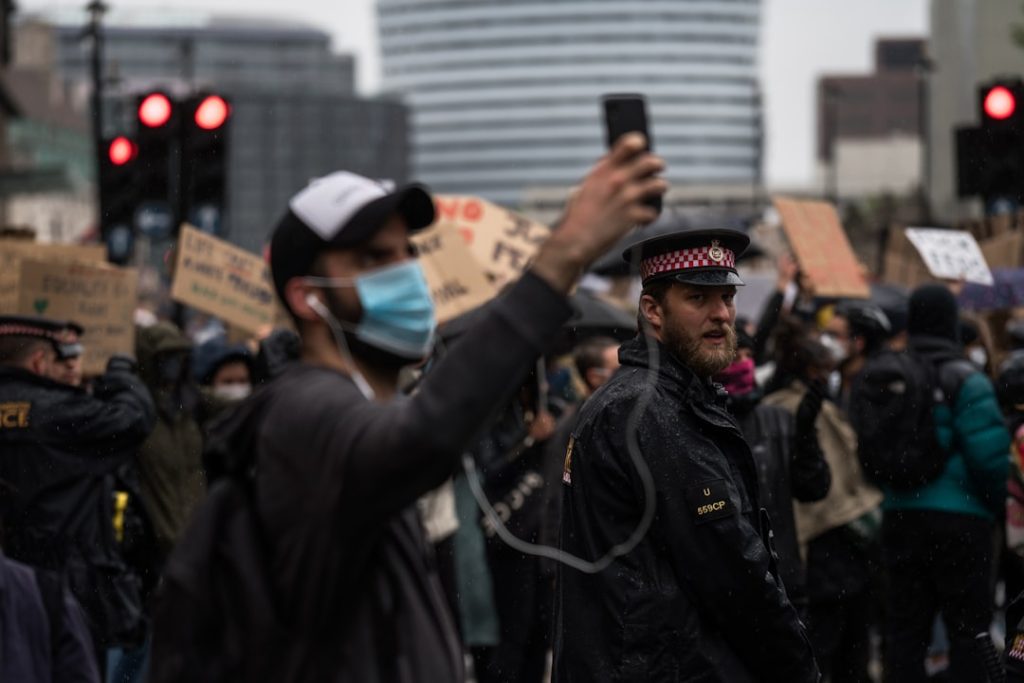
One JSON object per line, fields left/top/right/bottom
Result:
{"left": 193, "top": 337, "right": 253, "bottom": 402}
{"left": 877, "top": 284, "right": 1009, "bottom": 682}
{"left": 555, "top": 229, "right": 819, "bottom": 682}
{"left": 714, "top": 330, "right": 831, "bottom": 614}
{"left": 0, "top": 315, "right": 155, "bottom": 662}
{"left": 819, "top": 301, "right": 892, "bottom": 410}
{"left": 150, "top": 133, "right": 667, "bottom": 681}
{"left": 135, "top": 322, "right": 206, "bottom": 563}
{"left": 764, "top": 317, "right": 883, "bottom": 683}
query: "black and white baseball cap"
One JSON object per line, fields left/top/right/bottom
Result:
{"left": 270, "top": 171, "right": 436, "bottom": 304}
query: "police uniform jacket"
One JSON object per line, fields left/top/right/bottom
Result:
{"left": 554, "top": 336, "right": 819, "bottom": 682}
{"left": 0, "top": 363, "right": 156, "bottom": 646}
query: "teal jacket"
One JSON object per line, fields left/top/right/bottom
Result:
{"left": 883, "top": 339, "right": 1010, "bottom": 520}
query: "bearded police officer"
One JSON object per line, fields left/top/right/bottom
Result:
{"left": 554, "top": 230, "right": 819, "bottom": 682}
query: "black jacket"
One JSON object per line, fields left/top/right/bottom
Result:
{"left": 0, "top": 551, "right": 99, "bottom": 682}
{"left": 152, "top": 272, "right": 573, "bottom": 682}
{"left": 730, "top": 393, "right": 831, "bottom": 608}
{"left": 0, "top": 363, "right": 156, "bottom": 647}
{"left": 554, "top": 337, "right": 819, "bottom": 682}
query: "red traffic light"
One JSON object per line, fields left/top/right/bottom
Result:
{"left": 138, "top": 93, "right": 173, "bottom": 128}
{"left": 194, "top": 95, "right": 229, "bottom": 130}
{"left": 983, "top": 85, "right": 1016, "bottom": 121}
{"left": 108, "top": 136, "right": 137, "bottom": 165}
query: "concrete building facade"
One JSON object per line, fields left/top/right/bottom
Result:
{"left": 928, "top": 0, "right": 1024, "bottom": 223}
{"left": 816, "top": 38, "right": 926, "bottom": 199}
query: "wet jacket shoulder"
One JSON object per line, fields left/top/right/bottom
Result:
{"left": 884, "top": 335, "right": 1010, "bottom": 519}
{"left": 0, "top": 362, "right": 155, "bottom": 458}
{"left": 555, "top": 336, "right": 818, "bottom": 683}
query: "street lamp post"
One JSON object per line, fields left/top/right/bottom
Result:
{"left": 86, "top": 0, "right": 108, "bottom": 232}
{"left": 824, "top": 83, "right": 842, "bottom": 204}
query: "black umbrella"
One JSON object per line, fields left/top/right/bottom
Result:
{"left": 566, "top": 289, "right": 636, "bottom": 342}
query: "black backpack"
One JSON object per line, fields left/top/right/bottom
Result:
{"left": 149, "top": 473, "right": 286, "bottom": 683}
{"left": 850, "top": 350, "right": 974, "bottom": 491}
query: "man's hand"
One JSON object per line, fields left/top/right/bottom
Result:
{"left": 531, "top": 134, "right": 666, "bottom": 292}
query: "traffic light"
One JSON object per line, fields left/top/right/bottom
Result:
{"left": 180, "top": 93, "right": 231, "bottom": 234}
{"left": 99, "top": 136, "right": 139, "bottom": 264}
{"left": 979, "top": 79, "right": 1023, "bottom": 202}
{"left": 956, "top": 79, "right": 1024, "bottom": 204}
{"left": 134, "top": 90, "right": 177, "bottom": 237}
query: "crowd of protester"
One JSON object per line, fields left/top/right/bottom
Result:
{"left": 2, "top": 138, "right": 1024, "bottom": 682}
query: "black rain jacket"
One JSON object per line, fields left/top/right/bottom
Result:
{"left": 0, "top": 363, "right": 156, "bottom": 647}
{"left": 729, "top": 391, "right": 831, "bottom": 609}
{"left": 554, "top": 336, "right": 819, "bottom": 682}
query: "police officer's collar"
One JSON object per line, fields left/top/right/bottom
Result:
{"left": 618, "top": 335, "right": 710, "bottom": 395}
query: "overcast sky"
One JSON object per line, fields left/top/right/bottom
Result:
{"left": 22, "top": 0, "right": 929, "bottom": 189}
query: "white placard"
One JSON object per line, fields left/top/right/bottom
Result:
{"left": 905, "top": 228, "right": 994, "bottom": 286}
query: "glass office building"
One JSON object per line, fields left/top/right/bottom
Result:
{"left": 378, "top": 0, "right": 763, "bottom": 205}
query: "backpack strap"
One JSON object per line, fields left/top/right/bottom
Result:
{"left": 32, "top": 566, "right": 66, "bottom": 664}
{"left": 937, "top": 359, "right": 976, "bottom": 407}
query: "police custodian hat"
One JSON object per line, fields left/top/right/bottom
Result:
{"left": 0, "top": 315, "right": 82, "bottom": 358}
{"left": 622, "top": 228, "right": 750, "bottom": 287}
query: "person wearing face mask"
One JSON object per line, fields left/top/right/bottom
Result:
{"left": 192, "top": 337, "right": 255, "bottom": 429}
{"left": 134, "top": 323, "right": 206, "bottom": 563}
{"left": 714, "top": 331, "right": 831, "bottom": 616}
{"left": 819, "top": 301, "right": 893, "bottom": 411}
{"left": 150, "top": 135, "right": 667, "bottom": 682}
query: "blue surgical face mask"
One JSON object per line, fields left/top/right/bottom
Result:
{"left": 306, "top": 260, "right": 437, "bottom": 361}
{"left": 353, "top": 260, "right": 436, "bottom": 358}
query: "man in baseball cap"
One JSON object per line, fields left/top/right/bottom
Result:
{"left": 152, "top": 134, "right": 668, "bottom": 681}
{"left": 556, "top": 228, "right": 820, "bottom": 681}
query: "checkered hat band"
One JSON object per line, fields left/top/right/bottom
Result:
{"left": 641, "top": 246, "right": 736, "bottom": 280}
{"left": 0, "top": 324, "right": 56, "bottom": 340}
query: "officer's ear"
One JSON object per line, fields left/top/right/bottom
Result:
{"left": 25, "top": 342, "right": 53, "bottom": 377}
{"left": 639, "top": 294, "right": 664, "bottom": 335}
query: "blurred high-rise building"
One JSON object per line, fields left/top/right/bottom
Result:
{"left": 378, "top": 0, "right": 763, "bottom": 207}
{"left": 17, "top": 9, "right": 409, "bottom": 253}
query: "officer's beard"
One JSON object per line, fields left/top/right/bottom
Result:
{"left": 663, "top": 319, "right": 737, "bottom": 379}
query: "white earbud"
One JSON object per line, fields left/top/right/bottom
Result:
{"left": 305, "top": 293, "right": 326, "bottom": 316}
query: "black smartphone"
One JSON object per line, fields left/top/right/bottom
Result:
{"left": 601, "top": 93, "right": 662, "bottom": 215}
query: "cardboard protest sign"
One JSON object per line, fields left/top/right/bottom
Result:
{"left": 979, "top": 229, "right": 1024, "bottom": 271}
{"left": 170, "top": 225, "right": 279, "bottom": 335}
{"left": 433, "top": 196, "right": 550, "bottom": 289}
{"left": 905, "top": 228, "right": 994, "bottom": 286}
{"left": 15, "top": 259, "right": 137, "bottom": 375}
{"left": 0, "top": 241, "right": 106, "bottom": 312}
{"left": 412, "top": 222, "right": 498, "bottom": 324}
{"left": 773, "top": 197, "right": 870, "bottom": 299}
